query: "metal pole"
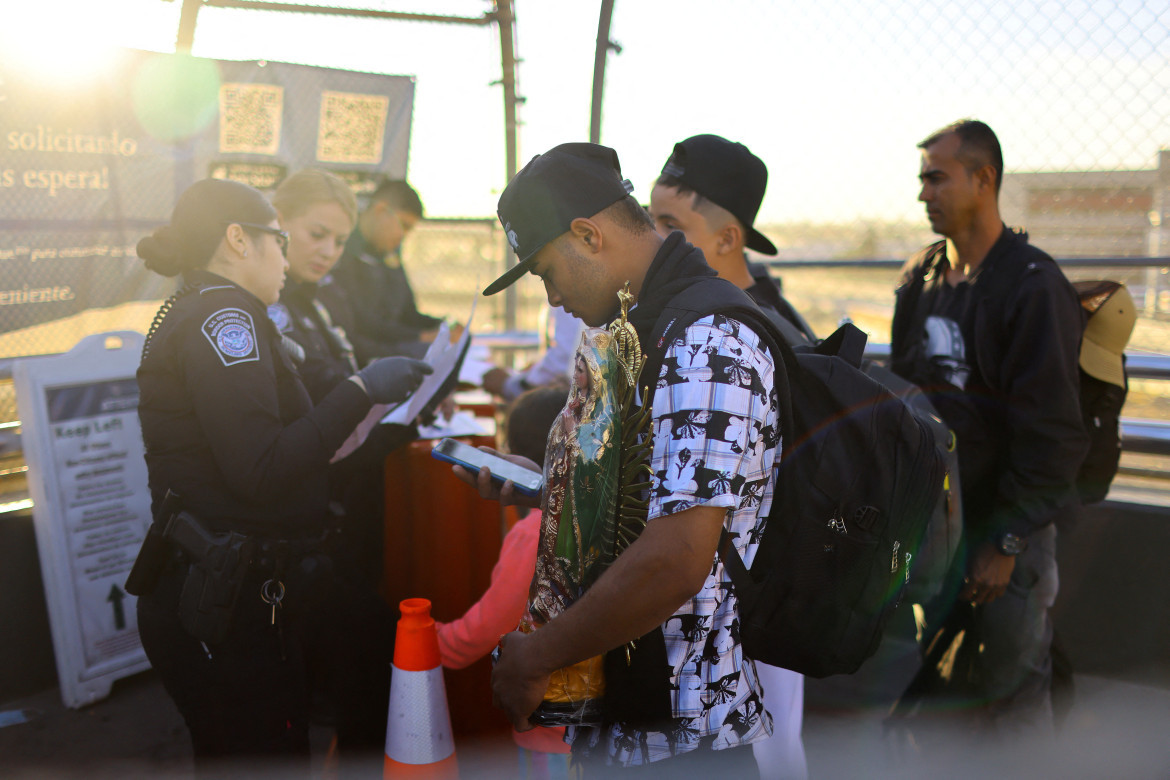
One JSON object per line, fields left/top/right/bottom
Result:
{"left": 589, "top": 0, "right": 617, "bottom": 144}
{"left": 176, "top": 0, "right": 202, "bottom": 51}
{"left": 495, "top": 0, "right": 521, "bottom": 329}
{"left": 496, "top": 0, "right": 519, "bottom": 183}
{"left": 202, "top": 1, "right": 493, "bottom": 25}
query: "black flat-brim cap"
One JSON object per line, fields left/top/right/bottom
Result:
{"left": 484, "top": 142, "right": 634, "bottom": 296}
{"left": 660, "top": 134, "right": 777, "bottom": 256}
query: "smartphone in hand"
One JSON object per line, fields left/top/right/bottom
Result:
{"left": 431, "top": 437, "right": 544, "bottom": 496}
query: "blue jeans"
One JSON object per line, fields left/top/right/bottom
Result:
{"left": 972, "top": 523, "right": 1059, "bottom": 737}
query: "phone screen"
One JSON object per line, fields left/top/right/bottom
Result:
{"left": 432, "top": 438, "right": 544, "bottom": 493}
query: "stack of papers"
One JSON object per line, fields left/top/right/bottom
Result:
{"left": 381, "top": 313, "right": 473, "bottom": 426}
{"left": 331, "top": 298, "right": 476, "bottom": 462}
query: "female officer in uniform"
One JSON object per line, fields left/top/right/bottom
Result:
{"left": 133, "top": 177, "right": 429, "bottom": 777}
{"left": 268, "top": 169, "right": 418, "bottom": 590}
{"left": 268, "top": 169, "right": 363, "bottom": 403}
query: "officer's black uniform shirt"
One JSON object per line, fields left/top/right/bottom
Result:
{"left": 268, "top": 277, "right": 358, "bottom": 405}
{"left": 270, "top": 276, "right": 418, "bottom": 485}
{"left": 137, "top": 270, "right": 371, "bottom": 539}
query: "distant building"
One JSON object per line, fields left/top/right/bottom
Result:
{"left": 1001, "top": 150, "right": 1170, "bottom": 257}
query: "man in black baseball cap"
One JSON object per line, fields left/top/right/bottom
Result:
{"left": 469, "top": 142, "right": 779, "bottom": 774}
{"left": 651, "top": 136, "right": 811, "bottom": 779}
{"left": 650, "top": 134, "right": 816, "bottom": 343}
{"left": 483, "top": 142, "right": 658, "bottom": 327}
{"left": 484, "top": 143, "right": 634, "bottom": 293}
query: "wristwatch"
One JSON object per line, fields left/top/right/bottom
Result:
{"left": 996, "top": 532, "right": 1028, "bottom": 556}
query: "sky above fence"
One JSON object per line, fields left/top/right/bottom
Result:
{"left": 3, "top": 0, "right": 1167, "bottom": 225}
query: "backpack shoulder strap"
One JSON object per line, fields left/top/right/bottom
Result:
{"left": 640, "top": 276, "right": 795, "bottom": 601}
{"left": 642, "top": 276, "right": 793, "bottom": 427}
{"left": 891, "top": 241, "right": 946, "bottom": 365}
{"left": 898, "top": 241, "right": 946, "bottom": 299}
{"left": 814, "top": 321, "right": 867, "bottom": 367}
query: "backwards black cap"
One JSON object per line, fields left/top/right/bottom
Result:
{"left": 660, "top": 134, "right": 777, "bottom": 256}
{"left": 484, "top": 142, "right": 634, "bottom": 296}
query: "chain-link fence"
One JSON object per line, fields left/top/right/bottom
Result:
{"left": 0, "top": 51, "right": 416, "bottom": 356}
{"left": 580, "top": 0, "right": 1170, "bottom": 351}
{"left": 598, "top": 1, "right": 1170, "bottom": 227}
{"left": 4, "top": 1, "right": 1169, "bottom": 357}
{"left": 407, "top": 0, "right": 1170, "bottom": 344}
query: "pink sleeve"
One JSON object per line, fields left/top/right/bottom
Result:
{"left": 436, "top": 512, "right": 539, "bottom": 669}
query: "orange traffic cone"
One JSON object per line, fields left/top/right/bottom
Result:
{"left": 384, "top": 598, "right": 458, "bottom": 779}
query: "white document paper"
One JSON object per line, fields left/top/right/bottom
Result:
{"left": 381, "top": 296, "right": 476, "bottom": 426}
{"left": 330, "top": 400, "right": 392, "bottom": 463}
{"left": 457, "top": 343, "right": 496, "bottom": 386}
{"left": 331, "top": 298, "right": 476, "bottom": 462}
{"left": 415, "top": 409, "right": 493, "bottom": 440}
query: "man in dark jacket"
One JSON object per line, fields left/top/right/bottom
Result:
{"left": 325, "top": 179, "right": 444, "bottom": 364}
{"left": 890, "top": 120, "right": 1088, "bottom": 735}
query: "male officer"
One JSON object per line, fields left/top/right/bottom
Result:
{"left": 326, "top": 179, "right": 446, "bottom": 363}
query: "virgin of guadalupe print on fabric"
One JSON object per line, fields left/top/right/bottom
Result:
{"left": 515, "top": 285, "right": 653, "bottom": 727}
{"left": 527, "top": 326, "right": 622, "bottom": 627}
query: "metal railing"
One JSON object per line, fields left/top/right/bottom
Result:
{"left": 861, "top": 344, "right": 1170, "bottom": 459}
{"left": 4, "top": 251, "right": 1170, "bottom": 514}
{"left": 761, "top": 257, "right": 1170, "bottom": 270}
{"left": 2, "top": 347, "right": 1168, "bottom": 516}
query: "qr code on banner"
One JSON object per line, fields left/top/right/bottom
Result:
{"left": 317, "top": 91, "right": 389, "bottom": 165}
{"left": 219, "top": 83, "right": 283, "bottom": 156}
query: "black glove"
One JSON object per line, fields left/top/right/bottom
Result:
{"left": 355, "top": 357, "right": 432, "bottom": 404}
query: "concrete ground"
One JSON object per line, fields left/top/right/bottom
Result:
{"left": 1, "top": 670, "right": 1168, "bottom": 779}
{"left": 803, "top": 674, "right": 1170, "bottom": 779}
{"left": 0, "top": 670, "right": 190, "bottom": 780}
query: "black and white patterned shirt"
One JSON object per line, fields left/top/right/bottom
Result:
{"left": 579, "top": 313, "right": 781, "bottom": 765}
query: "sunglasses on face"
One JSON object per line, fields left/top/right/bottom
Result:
{"left": 228, "top": 222, "right": 290, "bottom": 257}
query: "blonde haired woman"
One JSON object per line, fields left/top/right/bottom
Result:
{"left": 268, "top": 168, "right": 361, "bottom": 401}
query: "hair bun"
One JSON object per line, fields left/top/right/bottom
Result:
{"left": 137, "top": 226, "right": 186, "bottom": 277}
{"left": 138, "top": 178, "right": 277, "bottom": 276}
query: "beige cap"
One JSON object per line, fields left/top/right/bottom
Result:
{"left": 1076, "top": 281, "right": 1136, "bottom": 388}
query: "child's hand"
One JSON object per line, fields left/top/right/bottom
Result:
{"left": 450, "top": 447, "right": 543, "bottom": 508}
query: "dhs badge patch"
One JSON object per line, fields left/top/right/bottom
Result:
{"left": 267, "top": 303, "right": 293, "bottom": 333}
{"left": 202, "top": 308, "right": 260, "bottom": 366}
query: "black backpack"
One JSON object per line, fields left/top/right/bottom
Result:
{"left": 645, "top": 278, "right": 946, "bottom": 678}
{"left": 1071, "top": 280, "right": 1130, "bottom": 505}
{"left": 1076, "top": 366, "right": 1126, "bottom": 504}
{"left": 861, "top": 362, "right": 963, "bottom": 610}
{"left": 903, "top": 244, "right": 1129, "bottom": 505}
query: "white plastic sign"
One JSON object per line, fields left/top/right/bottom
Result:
{"left": 13, "top": 331, "right": 152, "bottom": 708}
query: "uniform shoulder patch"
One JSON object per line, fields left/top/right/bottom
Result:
{"left": 267, "top": 303, "right": 293, "bottom": 333}
{"left": 202, "top": 308, "right": 261, "bottom": 366}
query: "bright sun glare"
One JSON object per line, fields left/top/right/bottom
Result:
{"left": 0, "top": 1, "right": 145, "bottom": 89}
